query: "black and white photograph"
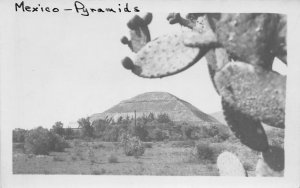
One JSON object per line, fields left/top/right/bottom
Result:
{"left": 1, "top": 0, "right": 300, "bottom": 188}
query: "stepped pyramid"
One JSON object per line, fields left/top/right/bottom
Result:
{"left": 90, "top": 92, "right": 221, "bottom": 126}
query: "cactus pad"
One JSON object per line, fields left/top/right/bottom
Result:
{"left": 222, "top": 98, "right": 269, "bottom": 151}
{"left": 121, "top": 13, "right": 152, "bottom": 53}
{"left": 214, "top": 62, "right": 286, "bottom": 128}
{"left": 183, "top": 30, "right": 218, "bottom": 48}
{"left": 217, "top": 151, "right": 247, "bottom": 176}
{"left": 256, "top": 146, "right": 284, "bottom": 176}
{"left": 214, "top": 14, "right": 284, "bottom": 69}
{"left": 124, "top": 33, "right": 209, "bottom": 78}
{"left": 215, "top": 61, "right": 286, "bottom": 128}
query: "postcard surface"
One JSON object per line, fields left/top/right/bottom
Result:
{"left": 1, "top": 0, "right": 300, "bottom": 187}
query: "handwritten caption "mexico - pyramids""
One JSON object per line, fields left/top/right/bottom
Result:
{"left": 15, "top": 1, "right": 141, "bottom": 16}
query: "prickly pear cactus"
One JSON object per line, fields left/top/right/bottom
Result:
{"left": 120, "top": 13, "right": 287, "bottom": 176}
{"left": 217, "top": 151, "right": 247, "bottom": 176}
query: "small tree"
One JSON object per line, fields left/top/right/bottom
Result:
{"left": 192, "top": 142, "right": 223, "bottom": 163}
{"left": 24, "top": 127, "right": 69, "bottom": 155}
{"left": 64, "top": 127, "right": 74, "bottom": 140}
{"left": 51, "top": 121, "right": 65, "bottom": 137}
{"left": 148, "top": 113, "right": 155, "bottom": 122}
{"left": 157, "top": 113, "right": 172, "bottom": 123}
{"left": 25, "top": 127, "right": 51, "bottom": 155}
{"left": 48, "top": 132, "right": 70, "bottom": 152}
{"left": 117, "top": 116, "right": 123, "bottom": 123}
{"left": 13, "top": 128, "right": 27, "bottom": 143}
{"left": 205, "top": 125, "right": 219, "bottom": 137}
{"left": 78, "top": 117, "right": 94, "bottom": 138}
{"left": 103, "top": 125, "right": 120, "bottom": 142}
{"left": 181, "top": 126, "right": 194, "bottom": 140}
{"left": 152, "top": 128, "right": 165, "bottom": 141}
{"left": 131, "top": 120, "right": 148, "bottom": 141}
{"left": 92, "top": 119, "right": 109, "bottom": 138}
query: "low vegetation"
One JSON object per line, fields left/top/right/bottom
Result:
{"left": 13, "top": 128, "right": 27, "bottom": 143}
{"left": 191, "top": 142, "right": 223, "bottom": 163}
{"left": 12, "top": 113, "right": 284, "bottom": 175}
{"left": 88, "top": 113, "right": 233, "bottom": 143}
{"left": 13, "top": 139, "right": 260, "bottom": 176}
{"left": 120, "top": 133, "right": 145, "bottom": 157}
{"left": 24, "top": 127, "right": 69, "bottom": 155}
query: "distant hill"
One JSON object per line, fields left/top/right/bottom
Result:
{"left": 210, "top": 111, "right": 227, "bottom": 125}
{"left": 90, "top": 92, "right": 222, "bottom": 126}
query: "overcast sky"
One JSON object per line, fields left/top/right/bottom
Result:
{"left": 3, "top": 2, "right": 286, "bottom": 129}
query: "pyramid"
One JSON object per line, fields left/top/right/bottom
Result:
{"left": 90, "top": 92, "right": 221, "bottom": 126}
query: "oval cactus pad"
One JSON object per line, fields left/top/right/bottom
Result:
{"left": 129, "top": 33, "right": 207, "bottom": 78}
{"left": 222, "top": 98, "right": 269, "bottom": 152}
{"left": 215, "top": 61, "right": 286, "bottom": 128}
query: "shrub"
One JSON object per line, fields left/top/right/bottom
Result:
{"left": 48, "top": 132, "right": 70, "bottom": 152}
{"left": 181, "top": 126, "right": 193, "bottom": 139}
{"left": 192, "top": 142, "right": 222, "bottom": 163}
{"left": 206, "top": 125, "right": 219, "bottom": 137}
{"left": 13, "top": 128, "right": 27, "bottom": 143}
{"left": 157, "top": 113, "right": 172, "bottom": 123}
{"left": 167, "top": 124, "right": 184, "bottom": 141}
{"left": 24, "top": 127, "right": 52, "bottom": 155}
{"left": 102, "top": 125, "right": 120, "bottom": 142}
{"left": 131, "top": 122, "right": 149, "bottom": 141}
{"left": 108, "top": 154, "right": 118, "bottom": 163}
{"left": 181, "top": 125, "right": 213, "bottom": 140}
{"left": 64, "top": 127, "right": 75, "bottom": 140}
{"left": 147, "top": 113, "right": 155, "bottom": 122}
{"left": 210, "top": 129, "right": 231, "bottom": 143}
{"left": 120, "top": 133, "right": 145, "bottom": 157}
{"left": 24, "top": 127, "right": 69, "bottom": 155}
{"left": 78, "top": 117, "right": 94, "bottom": 138}
{"left": 184, "top": 125, "right": 231, "bottom": 142}
{"left": 216, "top": 130, "right": 230, "bottom": 141}
{"left": 92, "top": 119, "right": 109, "bottom": 138}
{"left": 50, "top": 121, "right": 65, "bottom": 137}
{"left": 149, "top": 128, "right": 168, "bottom": 141}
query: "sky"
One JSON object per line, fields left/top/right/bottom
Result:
{"left": 3, "top": 2, "right": 286, "bottom": 129}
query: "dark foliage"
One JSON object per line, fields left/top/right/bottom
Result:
{"left": 13, "top": 128, "right": 27, "bottom": 143}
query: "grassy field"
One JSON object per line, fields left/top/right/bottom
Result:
{"left": 13, "top": 139, "right": 259, "bottom": 176}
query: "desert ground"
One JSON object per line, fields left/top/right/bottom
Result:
{"left": 13, "top": 139, "right": 259, "bottom": 176}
